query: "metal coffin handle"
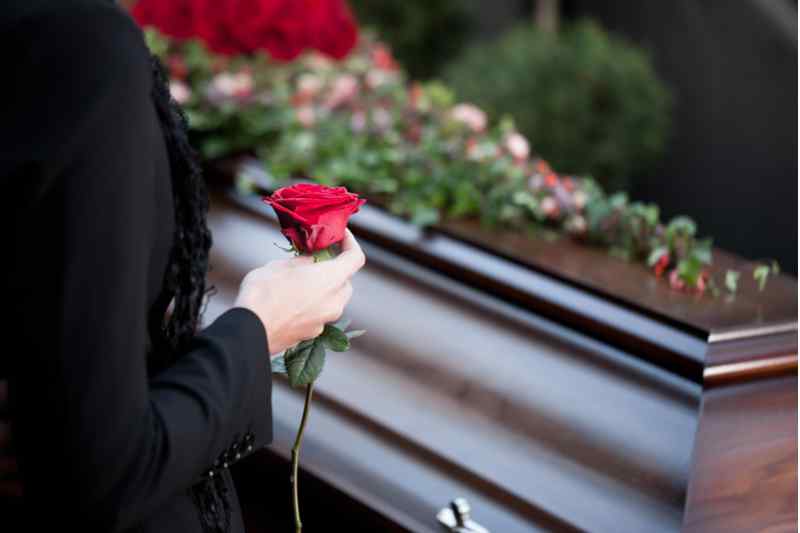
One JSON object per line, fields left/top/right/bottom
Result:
{"left": 437, "top": 498, "right": 490, "bottom": 533}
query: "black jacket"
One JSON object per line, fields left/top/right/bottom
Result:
{"left": 0, "top": 1, "right": 273, "bottom": 531}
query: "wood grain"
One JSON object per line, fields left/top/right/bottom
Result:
{"left": 683, "top": 376, "right": 798, "bottom": 532}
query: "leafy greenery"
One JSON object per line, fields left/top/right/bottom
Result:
{"left": 145, "top": 28, "right": 776, "bottom": 296}
{"left": 444, "top": 20, "right": 672, "bottom": 190}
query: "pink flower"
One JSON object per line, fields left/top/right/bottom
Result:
{"left": 324, "top": 74, "right": 359, "bottom": 109}
{"left": 541, "top": 196, "right": 560, "bottom": 219}
{"left": 668, "top": 269, "right": 685, "bottom": 291}
{"left": 296, "top": 106, "right": 316, "bottom": 128}
{"left": 504, "top": 132, "right": 530, "bottom": 161}
{"left": 350, "top": 110, "right": 367, "bottom": 132}
{"left": 208, "top": 71, "right": 253, "bottom": 102}
{"left": 169, "top": 80, "right": 191, "bottom": 104}
{"left": 451, "top": 103, "right": 487, "bottom": 133}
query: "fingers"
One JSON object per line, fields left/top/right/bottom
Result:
{"left": 324, "top": 281, "right": 353, "bottom": 322}
{"left": 325, "top": 230, "right": 366, "bottom": 279}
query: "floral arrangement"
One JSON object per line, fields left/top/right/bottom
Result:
{"left": 136, "top": 7, "right": 778, "bottom": 295}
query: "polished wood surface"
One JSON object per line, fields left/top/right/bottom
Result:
{"left": 437, "top": 219, "right": 797, "bottom": 342}
{"left": 203, "top": 162, "right": 797, "bottom": 532}
{"left": 683, "top": 376, "right": 797, "bottom": 532}
{"left": 204, "top": 193, "right": 701, "bottom": 532}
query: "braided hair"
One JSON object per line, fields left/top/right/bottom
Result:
{"left": 147, "top": 54, "right": 232, "bottom": 533}
{"left": 147, "top": 54, "right": 213, "bottom": 365}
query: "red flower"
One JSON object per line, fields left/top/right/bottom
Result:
{"left": 166, "top": 55, "right": 189, "bottom": 80}
{"left": 653, "top": 253, "right": 670, "bottom": 278}
{"left": 307, "top": 0, "right": 359, "bottom": 60}
{"left": 371, "top": 44, "right": 399, "bottom": 71}
{"left": 233, "top": 0, "right": 310, "bottom": 60}
{"left": 132, "top": 0, "right": 196, "bottom": 39}
{"left": 192, "top": 0, "right": 251, "bottom": 56}
{"left": 264, "top": 183, "right": 366, "bottom": 253}
{"left": 132, "top": 0, "right": 359, "bottom": 61}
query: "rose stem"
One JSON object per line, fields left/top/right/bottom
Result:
{"left": 291, "top": 382, "right": 314, "bottom": 533}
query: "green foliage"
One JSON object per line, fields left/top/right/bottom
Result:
{"left": 145, "top": 28, "right": 774, "bottom": 296}
{"left": 444, "top": 20, "right": 672, "bottom": 190}
{"left": 348, "top": 0, "right": 473, "bottom": 80}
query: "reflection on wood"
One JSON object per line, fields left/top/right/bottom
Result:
{"left": 205, "top": 193, "right": 700, "bottom": 532}
{"left": 683, "top": 376, "right": 797, "bottom": 532}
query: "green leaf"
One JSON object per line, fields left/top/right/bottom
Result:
{"left": 331, "top": 317, "right": 352, "bottom": 331}
{"left": 285, "top": 339, "right": 326, "bottom": 387}
{"left": 321, "top": 324, "right": 350, "bottom": 352}
{"left": 753, "top": 265, "right": 770, "bottom": 291}
{"left": 270, "top": 356, "right": 287, "bottom": 375}
{"left": 647, "top": 246, "right": 669, "bottom": 267}
{"left": 677, "top": 256, "right": 703, "bottom": 286}
{"left": 691, "top": 238, "right": 713, "bottom": 265}
{"left": 725, "top": 270, "right": 740, "bottom": 293}
{"left": 345, "top": 329, "right": 366, "bottom": 340}
{"left": 410, "top": 205, "right": 440, "bottom": 226}
{"left": 666, "top": 215, "right": 697, "bottom": 238}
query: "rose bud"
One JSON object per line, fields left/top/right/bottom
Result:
{"left": 264, "top": 183, "right": 366, "bottom": 254}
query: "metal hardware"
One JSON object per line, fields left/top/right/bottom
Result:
{"left": 437, "top": 498, "right": 489, "bottom": 533}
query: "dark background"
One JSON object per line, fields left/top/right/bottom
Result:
{"left": 468, "top": 0, "right": 798, "bottom": 273}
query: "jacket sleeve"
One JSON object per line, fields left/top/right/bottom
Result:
{"left": 1, "top": 3, "right": 272, "bottom": 531}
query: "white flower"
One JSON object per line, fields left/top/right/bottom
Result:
{"left": 365, "top": 70, "right": 397, "bottom": 90}
{"left": 573, "top": 190, "right": 589, "bottom": 210}
{"left": 451, "top": 103, "right": 487, "bottom": 133}
{"left": 372, "top": 108, "right": 393, "bottom": 129}
{"left": 303, "top": 52, "right": 333, "bottom": 71}
{"left": 169, "top": 80, "right": 191, "bottom": 104}
{"left": 566, "top": 215, "right": 587, "bottom": 234}
{"left": 296, "top": 73, "right": 323, "bottom": 97}
{"left": 540, "top": 196, "right": 560, "bottom": 218}
{"left": 505, "top": 132, "right": 530, "bottom": 160}
{"left": 209, "top": 71, "right": 253, "bottom": 101}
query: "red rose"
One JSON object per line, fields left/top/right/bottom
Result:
{"left": 230, "top": 0, "right": 309, "bottom": 60}
{"left": 192, "top": 0, "right": 252, "bottom": 56}
{"left": 264, "top": 183, "right": 366, "bottom": 253}
{"left": 306, "top": 0, "right": 359, "bottom": 60}
{"left": 132, "top": 0, "right": 197, "bottom": 39}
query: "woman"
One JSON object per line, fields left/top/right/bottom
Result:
{"left": 0, "top": 0, "right": 365, "bottom": 531}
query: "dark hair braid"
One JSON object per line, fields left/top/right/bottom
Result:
{"left": 148, "top": 54, "right": 213, "bottom": 362}
{"left": 147, "top": 54, "right": 232, "bottom": 533}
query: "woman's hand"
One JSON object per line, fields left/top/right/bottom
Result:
{"left": 234, "top": 229, "right": 366, "bottom": 355}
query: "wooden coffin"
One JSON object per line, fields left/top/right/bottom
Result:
{"left": 203, "top": 160, "right": 797, "bottom": 532}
